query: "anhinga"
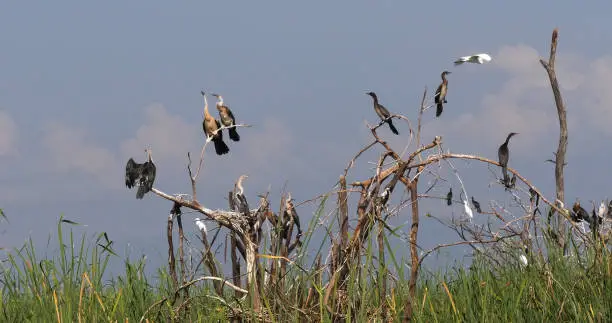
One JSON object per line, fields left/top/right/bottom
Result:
{"left": 471, "top": 196, "right": 482, "bottom": 213}
{"left": 446, "top": 187, "right": 453, "bottom": 206}
{"left": 366, "top": 92, "right": 399, "bottom": 135}
{"left": 434, "top": 71, "right": 451, "bottom": 117}
{"left": 498, "top": 132, "right": 518, "bottom": 186}
{"left": 125, "top": 148, "right": 156, "bottom": 199}
{"left": 212, "top": 93, "right": 240, "bottom": 142}
{"left": 233, "top": 175, "right": 250, "bottom": 216}
{"left": 201, "top": 91, "right": 230, "bottom": 155}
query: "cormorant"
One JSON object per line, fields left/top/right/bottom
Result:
{"left": 498, "top": 132, "right": 518, "bottom": 186}
{"left": 201, "top": 91, "right": 230, "bottom": 155}
{"left": 446, "top": 188, "right": 453, "bottom": 206}
{"left": 454, "top": 53, "right": 492, "bottom": 66}
{"left": 366, "top": 91, "right": 399, "bottom": 135}
{"left": 435, "top": 71, "right": 451, "bottom": 117}
{"left": 471, "top": 196, "right": 482, "bottom": 213}
{"left": 571, "top": 200, "right": 589, "bottom": 223}
{"left": 125, "top": 148, "right": 157, "bottom": 199}
{"left": 212, "top": 93, "right": 240, "bottom": 142}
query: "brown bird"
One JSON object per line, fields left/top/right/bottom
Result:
{"left": 212, "top": 93, "right": 240, "bottom": 142}
{"left": 435, "top": 71, "right": 451, "bottom": 117}
{"left": 366, "top": 91, "right": 399, "bottom": 135}
{"left": 498, "top": 132, "right": 518, "bottom": 186}
{"left": 201, "top": 91, "right": 229, "bottom": 155}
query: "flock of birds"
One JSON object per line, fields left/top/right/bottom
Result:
{"left": 122, "top": 51, "right": 609, "bottom": 235}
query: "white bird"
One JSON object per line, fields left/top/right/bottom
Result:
{"left": 454, "top": 53, "right": 492, "bottom": 66}
{"left": 194, "top": 217, "right": 207, "bottom": 235}
{"left": 598, "top": 201, "right": 606, "bottom": 219}
{"left": 519, "top": 254, "right": 528, "bottom": 267}
{"left": 463, "top": 199, "right": 473, "bottom": 219}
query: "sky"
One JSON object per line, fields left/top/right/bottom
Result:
{"left": 2, "top": 2, "right": 612, "bottom": 275}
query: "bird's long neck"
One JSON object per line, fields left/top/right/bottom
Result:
{"left": 505, "top": 134, "right": 514, "bottom": 145}
{"left": 442, "top": 74, "right": 448, "bottom": 83}
{"left": 203, "top": 96, "right": 211, "bottom": 118}
{"left": 370, "top": 94, "right": 378, "bottom": 104}
{"left": 217, "top": 96, "right": 224, "bottom": 106}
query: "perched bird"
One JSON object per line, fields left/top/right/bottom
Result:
{"left": 211, "top": 93, "right": 240, "bottom": 142}
{"left": 519, "top": 245, "right": 528, "bottom": 268}
{"left": 194, "top": 217, "right": 208, "bottom": 236}
{"left": 233, "top": 175, "right": 250, "bottom": 216}
{"left": 379, "top": 187, "right": 391, "bottom": 206}
{"left": 125, "top": 148, "right": 157, "bottom": 199}
{"left": 463, "top": 199, "right": 473, "bottom": 219}
{"left": 597, "top": 201, "right": 606, "bottom": 219}
{"left": 498, "top": 132, "right": 518, "bottom": 186}
{"left": 471, "top": 196, "right": 482, "bottom": 213}
{"left": 366, "top": 92, "right": 399, "bottom": 135}
{"left": 446, "top": 188, "right": 453, "bottom": 206}
{"left": 454, "top": 53, "right": 492, "bottom": 66}
{"left": 607, "top": 200, "right": 612, "bottom": 219}
{"left": 434, "top": 71, "right": 451, "bottom": 117}
{"left": 571, "top": 200, "right": 589, "bottom": 223}
{"left": 201, "top": 91, "right": 230, "bottom": 155}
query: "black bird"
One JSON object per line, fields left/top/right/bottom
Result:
{"left": 201, "top": 91, "right": 230, "bottom": 155}
{"left": 607, "top": 200, "right": 612, "bottom": 219}
{"left": 435, "top": 71, "right": 451, "bottom": 117}
{"left": 366, "top": 91, "right": 399, "bottom": 135}
{"left": 446, "top": 188, "right": 453, "bottom": 206}
{"left": 498, "top": 132, "right": 518, "bottom": 186}
{"left": 571, "top": 200, "right": 589, "bottom": 223}
{"left": 125, "top": 148, "right": 157, "bottom": 199}
{"left": 212, "top": 93, "right": 240, "bottom": 142}
{"left": 471, "top": 196, "right": 482, "bottom": 213}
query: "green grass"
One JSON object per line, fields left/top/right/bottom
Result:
{"left": 0, "top": 216, "right": 610, "bottom": 322}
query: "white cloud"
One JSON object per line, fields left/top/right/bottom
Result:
{"left": 0, "top": 110, "right": 17, "bottom": 156}
{"left": 120, "top": 103, "right": 200, "bottom": 165}
{"left": 42, "top": 122, "right": 118, "bottom": 187}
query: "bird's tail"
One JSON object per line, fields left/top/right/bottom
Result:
{"left": 501, "top": 166, "right": 509, "bottom": 186}
{"left": 436, "top": 103, "right": 444, "bottom": 117}
{"left": 136, "top": 185, "right": 147, "bottom": 199}
{"left": 387, "top": 119, "right": 399, "bottom": 135}
{"left": 229, "top": 127, "right": 240, "bottom": 141}
{"left": 213, "top": 137, "right": 230, "bottom": 155}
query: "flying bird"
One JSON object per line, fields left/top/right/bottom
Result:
{"left": 366, "top": 91, "right": 399, "bottom": 135}
{"left": 125, "top": 148, "right": 157, "bottom": 199}
{"left": 201, "top": 91, "right": 230, "bottom": 155}
{"left": 434, "top": 71, "right": 451, "bottom": 117}
{"left": 212, "top": 93, "right": 240, "bottom": 142}
{"left": 498, "top": 132, "right": 518, "bottom": 187}
{"left": 454, "top": 53, "right": 492, "bottom": 66}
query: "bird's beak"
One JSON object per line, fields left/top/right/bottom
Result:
{"left": 211, "top": 93, "right": 219, "bottom": 97}
{"left": 200, "top": 91, "right": 206, "bottom": 96}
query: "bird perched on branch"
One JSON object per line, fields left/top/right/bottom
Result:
{"left": 454, "top": 53, "right": 492, "bottom": 66}
{"left": 366, "top": 91, "right": 399, "bottom": 135}
{"left": 211, "top": 93, "right": 240, "bottom": 142}
{"left": 498, "top": 132, "right": 518, "bottom": 187}
{"left": 471, "top": 196, "right": 482, "bottom": 213}
{"left": 571, "top": 200, "right": 589, "bottom": 223}
{"left": 232, "top": 175, "right": 250, "bottom": 216}
{"left": 446, "top": 187, "right": 453, "bottom": 206}
{"left": 201, "top": 91, "right": 230, "bottom": 155}
{"left": 434, "top": 71, "right": 451, "bottom": 117}
{"left": 125, "top": 148, "right": 157, "bottom": 199}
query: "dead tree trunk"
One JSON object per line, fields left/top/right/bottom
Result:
{"left": 539, "top": 28, "right": 568, "bottom": 251}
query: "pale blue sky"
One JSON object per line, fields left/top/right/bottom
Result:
{"left": 1, "top": 2, "right": 612, "bottom": 271}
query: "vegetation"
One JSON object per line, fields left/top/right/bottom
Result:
{"left": 2, "top": 29, "right": 612, "bottom": 322}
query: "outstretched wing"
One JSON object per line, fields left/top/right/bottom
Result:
{"left": 125, "top": 158, "right": 140, "bottom": 188}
